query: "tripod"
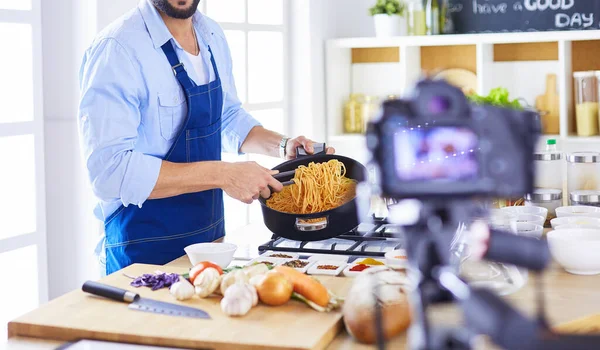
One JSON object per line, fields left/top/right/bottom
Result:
{"left": 377, "top": 199, "right": 600, "bottom": 350}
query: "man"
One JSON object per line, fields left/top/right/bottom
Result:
{"left": 78, "top": 0, "right": 333, "bottom": 275}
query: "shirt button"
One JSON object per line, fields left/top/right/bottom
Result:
{"left": 81, "top": 115, "right": 88, "bottom": 122}
{"left": 173, "top": 97, "right": 178, "bottom": 103}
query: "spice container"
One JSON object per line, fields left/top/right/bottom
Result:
{"left": 343, "top": 94, "right": 364, "bottom": 134}
{"left": 567, "top": 152, "right": 600, "bottom": 195}
{"left": 533, "top": 139, "right": 562, "bottom": 190}
{"left": 525, "top": 189, "right": 562, "bottom": 226}
{"left": 574, "top": 71, "right": 599, "bottom": 136}
{"left": 570, "top": 190, "right": 600, "bottom": 207}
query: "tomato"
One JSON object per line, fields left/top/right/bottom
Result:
{"left": 189, "top": 261, "right": 223, "bottom": 284}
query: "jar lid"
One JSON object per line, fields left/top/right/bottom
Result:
{"left": 525, "top": 189, "right": 562, "bottom": 201}
{"left": 567, "top": 152, "right": 600, "bottom": 163}
{"left": 533, "top": 152, "right": 562, "bottom": 161}
{"left": 574, "top": 71, "right": 596, "bottom": 78}
{"left": 570, "top": 190, "right": 600, "bottom": 203}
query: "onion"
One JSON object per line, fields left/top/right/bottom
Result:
{"left": 255, "top": 272, "right": 293, "bottom": 306}
{"left": 342, "top": 267, "right": 411, "bottom": 344}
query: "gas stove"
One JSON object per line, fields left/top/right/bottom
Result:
{"left": 257, "top": 220, "right": 405, "bottom": 258}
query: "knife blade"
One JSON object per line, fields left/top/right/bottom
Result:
{"left": 82, "top": 280, "right": 211, "bottom": 319}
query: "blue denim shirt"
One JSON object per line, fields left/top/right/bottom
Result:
{"left": 78, "top": 0, "right": 260, "bottom": 221}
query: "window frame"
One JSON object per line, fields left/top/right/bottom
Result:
{"left": 0, "top": 0, "right": 49, "bottom": 305}
{"left": 202, "top": 0, "right": 291, "bottom": 230}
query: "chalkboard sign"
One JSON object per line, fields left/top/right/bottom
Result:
{"left": 449, "top": 0, "right": 600, "bottom": 33}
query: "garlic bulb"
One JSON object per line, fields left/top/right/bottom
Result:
{"left": 194, "top": 267, "right": 221, "bottom": 298}
{"left": 220, "top": 269, "right": 249, "bottom": 295}
{"left": 243, "top": 263, "right": 269, "bottom": 279}
{"left": 169, "top": 278, "right": 194, "bottom": 301}
{"left": 220, "top": 283, "right": 256, "bottom": 317}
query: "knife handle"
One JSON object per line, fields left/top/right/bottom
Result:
{"left": 82, "top": 281, "right": 139, "bottom": 303}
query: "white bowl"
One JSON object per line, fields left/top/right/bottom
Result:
{"left": 547, "top": 229, "right": 600, "bottom": 275}
{"left": 556, "top": 206, "right": 600, "bottom": 218}
{"left": 184, "top": 242, "right": 237, "bottom": 268}
{"left": 514, "top": 213, "right": 545, "bottom": 227}
{"left": 556, "top": 223, "right": 600, "bottom": 230}
{"left": 516, "top": 222, "right": 544, "bottom": 239}
{"left": 501, "top": 206, "right": 548, "bottom": 220}
{"left": 551, "top": 216, "right": 600, "bottom": 229}
{"left": 385, "top": 249, "right": 408, "bottom": 269}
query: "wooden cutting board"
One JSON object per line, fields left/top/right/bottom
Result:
{"left": 8, "top": 264, "right": 353, "bottom": 350}
{"left": 555, "top": 314, "right": 600, "bottom": 334}
{"left": 535, "top": 74, "right": 560, "bottom": 134}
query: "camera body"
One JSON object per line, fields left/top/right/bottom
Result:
{"left": 367, "top": 79, "right": 541, "bottom": 200}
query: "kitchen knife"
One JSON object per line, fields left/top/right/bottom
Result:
{"left": 82, "top": 281, "right": 211, "bottom": 319}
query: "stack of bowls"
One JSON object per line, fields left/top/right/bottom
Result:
{"left": 499, "top": 206, "right": 546, "bottom": 238}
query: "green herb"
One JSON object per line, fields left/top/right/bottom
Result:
{"left": 223, "top": 266, "right": 243, "bottom": 274}
{"left": 466, "top": 87, "right": 523, "bottom": 110}
{"left": 369, "top": 0, "right": 406, "bottom": 16}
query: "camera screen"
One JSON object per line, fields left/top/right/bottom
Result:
{"left": 394, "top": 127, "right": 478, "bottom": 181}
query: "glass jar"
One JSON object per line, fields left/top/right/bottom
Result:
{"left": 570, "top": 190, "right": 600, "bottom": 207}
{"left": 533, "top": 150, "right": 562, "bottom": 190}
{"left": 408, "top": 0, "right": 427, "bottom": 36}
{"left": 343, "top": 94, "right": 364, "bottom": 134}
{"left": 574, "top": 71, "right": 599, "bottom": 136}
{"left": 362, "top": 95, "right": 380, "bottom": 132}
{"left": 567, "top": 152, "right": 600, "bottom": 194}
{"left": 525, "top": 189, "right": 562, "bottom": 226}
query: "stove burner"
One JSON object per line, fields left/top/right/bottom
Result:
{"left": 257, "top": 220, "right": 405, "bottom": 258}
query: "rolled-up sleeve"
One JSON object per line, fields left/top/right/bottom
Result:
{"left": 78, "top": 38, "right": 161, "bottom": 208}
{"left": 218, "top": 32, "right": 261, "bottom": 154}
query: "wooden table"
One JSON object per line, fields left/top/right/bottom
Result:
{"left": 4, "top": 222, "right": 600, "bottom": 349}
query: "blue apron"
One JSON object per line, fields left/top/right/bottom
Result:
{"left": 104, "top": 41, "right": 225, "bottom": 275}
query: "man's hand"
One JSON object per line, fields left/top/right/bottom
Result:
{"left": 220, "top": 162, "right": 284, "bottom": 204}
{"left": 285, "top": 136, "right": 335, "bottom": 160}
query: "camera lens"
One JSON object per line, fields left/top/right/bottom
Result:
{"left": 428, "top": 96, "right": 451, "bottom": 115}
{"left": 411, "top": 80, "right": 468, "bottom": 120}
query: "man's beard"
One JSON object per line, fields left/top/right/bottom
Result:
{"left": 151, "top": 0, "right": 201, "bottom": 19}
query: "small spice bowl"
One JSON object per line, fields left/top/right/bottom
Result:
{"left": 385, "top": 249, "right": 408, "bottom": 269}
{"left": 342, "top": 263, "right": 374, "bottom": 277}
{"left": 279, "top": 259, "right": 314, "bottom": 273}
{"left": 307, "top": 261, "right": 346, "bottom": 276}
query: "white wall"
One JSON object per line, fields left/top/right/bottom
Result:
{"left": 39, "top": 0, "right": 373, "bottom": 298}
{"left": 42, "top": 0, "right": 138, "bottom": 299}
{"left": 296, "top": 0, "right": 375, "bottom": 140}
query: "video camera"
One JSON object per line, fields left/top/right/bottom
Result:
{"left": 367, "top": 79, "right": 540, "bottom": 200}
{"left": 363, "top": 80, "right": 600, "bottom": 350}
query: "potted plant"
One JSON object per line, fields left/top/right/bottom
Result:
{"left": 369, "top": 0, "right": 407, "bottom": 37}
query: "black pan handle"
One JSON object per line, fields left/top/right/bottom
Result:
{"left": 82, "top": 281, "right": 139, "bottom": 303}
{"left": 296, "top": 143, "right": 326, "bottom": 158}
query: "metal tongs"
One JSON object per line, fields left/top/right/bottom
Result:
{"left": 272, "top": 143, "right": 327, "bottom": 187}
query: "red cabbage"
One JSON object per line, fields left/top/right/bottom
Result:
{"left": 130, "top": 272, "right": 180, "bottom": 291}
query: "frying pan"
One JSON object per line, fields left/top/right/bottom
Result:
{"left": 259, "top": 145, "right": 367, "bottom": 242}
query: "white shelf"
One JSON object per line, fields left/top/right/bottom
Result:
{"left": 325, "top": 30, "right": 600, "bottom": 147}
{"left": 329, "top": 30, "right": 600, "bottom": 49}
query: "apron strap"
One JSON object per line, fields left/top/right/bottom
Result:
{"left": 161, "top": 40, "right": 195, "bottom": 91}
{"left": 207, "top": 46, "right": 220, "bottom": 83}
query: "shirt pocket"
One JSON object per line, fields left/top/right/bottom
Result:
{"left": 157, "top": 90, "right": 187, "bottom": 141}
